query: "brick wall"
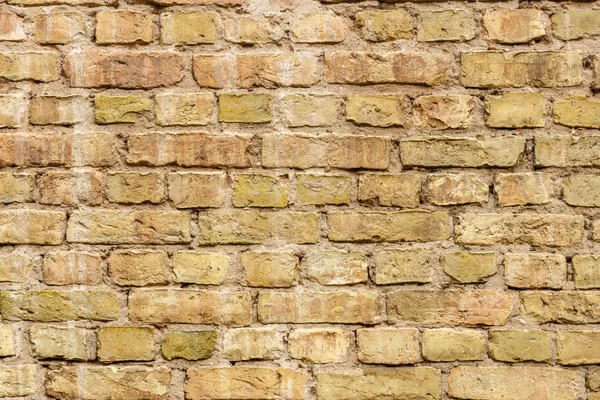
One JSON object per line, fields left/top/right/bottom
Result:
{"left": 0, "top": 0, "right": 600, "bottom": 398}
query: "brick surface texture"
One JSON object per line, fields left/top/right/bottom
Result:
{"left": 0, "top": 0, "right": 600, "bottom": 398}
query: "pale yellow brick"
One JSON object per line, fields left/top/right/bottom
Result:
{"left": 236, "top": 54, "right": 319, "bottom": 88}
{"left": 291, "top": 13, "right": 345, "bottom": 43}
{"left": 38, "top": 171, "right": 103, "bottom": 206}
{"left": 0, "top": 365, "right": 36, "bottom": 397}
{"left": 521, "top": 291, "right": 600, "bottom": 324}
{"left": 554, "top": 95, "right": 600, "bottom": 128}
{"left": 573, "top": 255, "right": 600, "bottom": 289}
{"left": 241, "top": 251, "right": 299, "bottom": 288}
{"left": 0, "top": 12, "right": 25, "bottom": 41}
{"left": 289, "top": 329, "right": 350, "bottom": 363}
{"left": 0, "top": 93, "right": 26, "bottom": 128}
{"left": 427, "top": 173, "right": 489, "bottom": 205}
{"left": 357, "top": 328, "right": 420, "bottom": 364}
{"left": 0, "top": 254, "right": 32, "bottom": 283}
{"left": 485, "top": 92, "right": 545, "bottom": 128}
{"left": 346, "top": 94, "right": 408, "bottom": 127}
{"left": 303, "top": 251, "right": 367, "bottom": 285}
{"left": 97, "top": 326, "right": 154, "bottom": 362}
{"left": 0, "top": 325, "right": 14, "bottom": 357}
{"left": 33, "top": 12, "right": 86, "bottom": 44}
{"left": 282, "top": 94, "right": 338, "bottom": 127}
{"left": 232, "top": 174, "right": 288, "bottom": 208}
{"left": 162, "top": 331, "right": 216, "bottom": 361}
{"left": 534, "top": 135, "right": 600, "bottom": 167}
{"left": 0, "top": 173, "right": 33, "bottom": 203}
{"left": 106, "top": 172, "right": 164, "bottom": 204}
{"left": 418, "top": 10, "right": 475, "bottom": 42}
{"left": 495, "top": 172, "right": 551, "bottom": 206}
{"left": 489, "top": 330, "right": 551, "bottom": 362}
{"left": 30, "top": 95, "right": 87, "bottom": 126}
{"left": 0, "top": 51, "right": 60, "bottom": 82}
{"left": 96, "top": 11, "right": 152, "bottom": 44}
{"left": 160, "top": 12, "right": 218, "bottom": 45}
{"left": 193, "top": 55, "right": 235, "bottom": 88}
{"left": 223, "top": 328, "right": 283, "bottom": 361}
{"left": 224, "top": 17, "right": 283, "bottom": 44}
{"left": 109, "top": 250, "right": 169, "bottom": 286}
{"left": 413, "top": 95, "right": 474, "bottom": 130}
{"left": 356, "top": 10, "right": 412, "bottom": 41}
{"left": 505, "top": 252, "right": 567, "bottom": 289}
{"left": 565, "top": 175, "right": 600, "bottom": 207}
{"left": 552, "top": 10, "right": 600, "bottom": 40}
{"left": 30, "top": 326, "right": 92, "bottom": 361}
{"left": 375, "top": 248, "right": 432, "bottom": 284}
{"left": 558, "top": 331, "right": 600, "bottom": 365}
{"left": 358, "top": 173, "right": 421, "bottom": 208}
{"left": 442, "top": 251, "right": 497, "bottom": 283}
{"left": 0, "top": 210, "right": 66, "bottom": 245}
{"left": 167, "top": 172, "right": 226, "bottom": 208}
{"left": 296, "top": 174, "right": 352, "bottom": 205}
{"left": 155, "top": 93, "right": 213, "bottom": 126}
{"left": 423, "top": 329, "right": 485, "bottom": 361}
{"left": 43, "top": 252, "right": 103, "bottom": 286}
{"left": 94, "top": 95, "right": 151, "bottom": 124}
{"left": 219, "top": 93, "right": 271, "bottom": 123}
{"left": 484, "top": 9, "right": 546, "bottom": 43}
{"left": 172, "top": 251, "right": 228, "bottom": 285}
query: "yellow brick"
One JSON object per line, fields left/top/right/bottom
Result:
{"left": 33, "top": 12, "right": 86, "bottom": 44}
{"left": 357, "top": 328, "right": 420, "bottom": 364}
{"left": 162, "top": 331, "right": 216, "bottom": 361}
{"left": 241, "top": 251, "right": 298, "bottom": 288}
{"left": 423, "top": 329, "right": 485, "bottom": 361}
{"left": 224, "top": 16, "right": 283, "bottom": 44}
{"left": 109, "top": 250, "right": 169, "bottom": 286}
{"left": 505, "top": 252, "right": 567, "bottom": 289}
{"left": 573, "top": 255, "right": 600, "bottom": 289}
{"left": 356, "top": 10, "right": 412, "bottom": 41}
{"left": 553, "top": 95, "right": 600, "bottom": 128}
{"left": 289, "top": 329, "right": 350, "bottom": 363}
{"left": 552, "top": 10, "right": 600, "bottom": 40}
{"left": 375, "top": 248, "right": 432, "bottom": 284}
{"left": 413, "top": 95, "right": 474, "bottom": 130}
{"left": 219, "top": 94, "right": 271, "bottom": 123}
{"left": 106, "top": 172, "right": 163, "bottom": 204}
{"left": 0, "top": 51, "right": 60, "bottom": 82}
{"left": 0, "top": 173, "right": 33, "bottom": 203}
{"left": 489, "top": 330, "right": 551, "bottom": 362}
{"left": 302, "top": 251, "right": 367, "bottom": 285}
{"left": 0, "top": 325, "right": 15, "bottom": 356}
{"left": 232, "top": 174, "right": 288, "bottom": 208}
{"left": 485, "top": 92, "right": 545, "bottom": 128}
{"left": 168, "top": 172, "right": 225, "bottom": 208}
{"left": 346, "top": 94, "right": 408, "bottom": 127}
{"left": 484, "top": 9, "right": 545, "bottom": 43}
{"left": 98, "top": 326, "right": 154, "bottom": 362}
{"left": 94, "top": 95, "right": 151, "bottom": 124}
{"left": 558, "top": 331, "right": 600, "bottom": 365}
{"left": 296, "top": 174, "right": 352, "bottom": 205}
{"left": 0, "top": 210, "right": 66, "bottom": 245}
{"left": 521, "top": 291, "right": 600, "bottom": 324}
{"left": 96, "top": 11, "right": 152, "bottom": 44}
{"left": 495, "top": 172, "right": 551, "bottom": 206}
{"left": 155, "top": 93, "right": 213, "bottom": 126}
{"left": 427, "top": 173, "right": 488, "bottom": 205}
{"left": 223, "top": 328, "right": 283, "bottom": 361}
{"left": 291, "top": 13, "right": 345, "bottom": 43}
{"left": 30, "top": 95, "right": 87, "bottom": 126}
{"left": 0, "top": 93, "right": 27, "bottom": 128}
{"left": 358, "top": 173, "right": 421, "bottom": 207}
{"left": 30, "top": 326, "right": 92, "bottom": 360}
{"left": 160, "top": 12, "right": 218, "bottom": 45}
{"left": 282, "top": 94, "right": 338, "bottom": 127}
{"left": 441, "top": 251, "right": 497, "bottom": 283}
{"left": 172, "top": 251, "right": 228, "bottom": 285}
{"left": 417, "top": 10, "right": 475, "bottom": 42}
{"left": 0, "top": 365, "right": 36, "bottom": 397}
{"left": 0, "top": 254, "right": 32, "bottom": 283}
{"left": 43, "top": 252, "right": 103, "bottom": 286}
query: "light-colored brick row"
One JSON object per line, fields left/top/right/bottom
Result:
{"left": 155, "top": 93, "right": 214, "bottom": 126}
{"left": 39, "top": 171, "right": 103, "bottom": 206}
{"left": 484, "top": 9, "right": 546, "bottom": 43}
{"left": 357, "top": 328, "right": 420, "bottom": 364}
{"left": 489, "top": 330, "right": 552, "bottom": 362}
{"left": 291, "top": 13, "right": 345, "bottom": 43}
{"left": 356, "top": 10, "right": 413, "bottom": 41}
{"left": 552, "top": 10, "right": 600, "bottom": 40}
{"left": 594, "top": 55, "right": 600, "bottom": 90}
{"left": 505, "top": 253, "right": 567, "bottom": 289}
{"left": 0, "top": 93, "right": 27, "bottom": 128}
{"left": 282, "top": 94, "right": 338, "bottom": 127}
{"left": 0, "top": 51, "right": 60, "bottom": 82}
{"left": 358, "top": 173, "right": 421, "bottom": 207}
{"left": 494, "top": 172, "right": 551, "bottom": 206}
{"left": 236, "top": 54, "right": 320, "bottom": 88}
{"left": 30, "top": 96, "right": 87, "bottom": 125}
{"left": 224, "top": 16, "right": 283, "bottom": 44}
{"left": 43, "top": 252, "right": 104, "bottom": 286}
{"left": 573, "top": 255, "right": 600, "bottom": 289}
{"left": 553, "top": 95, "right": 600, "bottom": 128}
{"left": 374, "top": 248, "right": 432, "bottom": 284}
{"left": 160, "top": 12, "right": 218, "bottom": 45}
{"left": 417, "top": 10, "right": 475, "bottom": 42}
{"left": 30, "top": 326, "right": 93, "bottom": 361}
{"left": 346, "top": 94, "right": 408, "bottom": 127}
{"left": 535, "top": 135, "right": 600, "bottom": 167}
{"left": 296, "top": 174, "right": 352, "bottom": 205}
{"left": 108, "top": 250, "right": 169, "bottom": 286}
{"left": 422, "top": 329, "right": 485, "bottom": 361}
{"left": 302, "top": 251, "right": 368, "bottom": 285}
{"left": 0, "top": 365, "right": 36, "bottom": 397}
{"left": 11, "top": 0, "right": 115, "bottom": 5}
{"left": 96, "top": 11, "right": 152, "bottom": 44}
{"left": 557, "top": 331, "right": 600, "bottom": 365}
{"left": 0, "top": 173, "right": 34, "bottom": 203}
{"left": 522, "top": 291, "right": 600, "bottom": 324}
{"left": 223, "top": 328, "right": 283, "bottom": 361}
{"left": 241, "top": 251, "right": 299, "bottom": 287}
{"left": 219, "top": 93, "right": 271, "bottom": 123}
{"left": 162, "top": 331, "right": 216, "bottom": 361}
{"left": 33, "top": 12, "right": 86, "bottom": 44}
{"left": 288, "top": 329, "right": 350, "bottom": 363}
{"left": 0, "top": 254, "right": 32, "bottom": 283}
{"left": 106, "top": 172, "right": 164, "bottom": 204}
{"left": 485, "top": 92, "right": 545, "bottom": 128}
{"left": 441, "top": 251, "right": 497, "bottom": 283}
{"left": 0, "top": 210, "right": 66, "bottom": 245}
{"left": 149, "top": 0, "right": 243, "bottom": 5}
{"left": 232, "top": 174, "right": 288, "bottom": 208}
{"left": 168, "top": 172, "right": 226, "bottom": 208}
{"left": 427, "top": 173, "right": 488, "bottom": 205}
{"left": 172, "top": 252, "right": 229, "bottom": 285}
{"left": 193, "top": 55, "right": 235, "bottom": 88}
{"left": 98, "top": 326, "right": 154, "bottom": 362}
{"left": 0, "top": 325, "right": 15, "bottom": 356}
{"left": 0, "top": 12, "right": 25, "bottom": 41}
{"left": 413, "top": 95, "right": 474, "bottom": 130}
{"left": 94, "top": 95, "right": 151, "bottom": 124}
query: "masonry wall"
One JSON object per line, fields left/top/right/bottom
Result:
{"left": 0, "top": 0, "right": 600, "bottom": 398}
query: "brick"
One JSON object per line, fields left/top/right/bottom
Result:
{"left": 552, "top": 10, "right": 600, "bottom": 40}
{"left": 39, "top": 171, "right": 103, "bottom": 206}
{"left": 30, "top": 96, "right": 87, "bottom": 125}
{"left": 33, "top": 12, "right": 86, "bottom": 44}
{"left": 296, "top": 174, "right": 352, "bottom": 205}
{"left": 160, "top": 12, "right": 218, "bottom": 45}
{"left": 357, "top": 328, "right": 420, "bottom": 364}
{"left": 232, "top": 174, "right": 288, "bottom": 208}
{"left": 236, "top": 54, "right": 319, "bottom": 88}
{"left": 282, "top": 94, "right": 338, "bottom": 127}
{"left": 521, "top": 291, "right": 600, "bottom": 324}
{"left": 303, "top": 251, "right": 367, "bottom": 285}
{"left": 193, "top": 55, "right": 234, "bottom": 88}
{"left": 448, "top": 366, "right": 579, "bottom": 400}
{"left": 0, "top": 173, "right": 33, "bottom": 203}
{"left": 67, "top": 210, "right": 191, "bottom": 244}
{"left": 417, "top": 10, "right": 475, "bottom": 42}
{"left": 387, "top": 290, "right": 513, "bottom": 325}
{"left": 263, "top": 134, "right": 390, "bottom": 170}
{"left": 0, "top": 51, "right": 60, "bottom": 82}
{"left": 0, "top": 93, "right": 26, "bottom": 127}
{"left": 442, "top": 251, "right": 497, "bottom": 283}
{"left": 46, "top": 366, "right": 170, "bottom": 400}
{"left": 0, "top": 290, "right": 118, "bottom": 321}
{"left": 346, "top": 94, "right": 408, "bottom": 127}
{"left": 291, "top": 13, "right": 345, "bottom": 43}
{"left": 109, "top": 250, "right": 169, "bottom": 286}
{"left": 172, "top": 252, "right": 228, "bottom": 285}
{"left": 224, "top": 328, "right": 283, "bottom": 361}
{"left": 168, "top": 172, "right": 225, "bottom": 208}
{"left": 150, "top": 0, "right": 243, "bottom": 5}
{"left": 258, "top": 291, "right": 380, "bottom": 324}
{"left": 0, "top": 12, "right": 25, "bottom": 41}
{"left": 557, "top": 331, "right": 600, "bottom": 365}
{"left": 185, "top": 367, "right": 305, "bottom": 400}
{"left": 289, "top": 329, "right": 350, "bottom": 363}
{"left": 553, "top": 95, "right": 600, "bottom": 128}
{"left": 328, "top": 211, "right": 450, "bottom": 243}
{"left": 94, "top": 95, "right": 151, "bottom": 124}
{"left": 96, "top": 11, "right": 152, "bottom": 44}
{"left": 97, "top": 326, "right": 153, "bottom": 362}
{"left": 573, "top": 255, "right": 600, "bottom": 289}
{"left": 427, "top": 173, "right": 488, "bottom": 205}
{"left": 484, "top": 9, "right": 546, "bottom": 43}
{"left": 219, "top": 93, "right": 271, "bottom": 123}
{"left": 106, "top": 171, "right": 164, "bottom": 204}
{"left": 11, "top": 0, "right": 115, "bottom": 5}
{"left": 43, "top": 252, "right": 103, "bottom": 286}
{"left": 593, "top": 55, "right": 600, "bottom": 90}
{"left": 485, "top": 92, "right": 545, "bottom": 128}
{"left": 489, "top": 330, "right": 551, "bottom": 362}
{"left": 129, "top": 289, "right": 251, "bottom": 325}
{"left": 127, "top": 133, "right": 251, "bottom": 167}
{"left": 0, "top": 325, "right": 14, "bottom": 356}
{"left": 162, "top": 331, "right": 216, "bottom": 361}
{"left": 325, "top": 51, "right": 452, "bottom": 85}
{"left": 422, "top": 329, "right": 485, "bottom": 361}
{"left": 65, "top": 51, "right": 182, "bottom": 88}
{"left": 495, "top": 172, "right": 551, "bottom": 206}
{"left": 356, "top": 10, "right": 412, "bottom": 41}
{"left": 413, "top": 95, "right": 474, "bottom": 130}
{"left": 374, "top": 248, "right": 431, "bottom": 284}
{"left": 505, "top": 253, "right": 567, "bottom": 289}
{"left": 358, "top": 173, "right": 421, "bottom": 207}
{"left": 315, "top": 368, "right": 440, "bottom": 400}
{"left": 0, "top": 210, "right": 65, "bottom": 245}
{"left": 224, "top": 17, "right": 283, "bottom": 44}
{"left": 0, "top": 254, "right": 32, "bottom": 283}
{"left": 457, "top": 213, "right": 584, "bottom": 247}
{"left": 198, "top": 210, "right": 318, "bottom": 244}
{"left": 401, "top": 137, "right": 525, "bottom": 167}
{"left": 535, "top": 135, "right": 600, "bottom": 167}
{"left": 589, "top": 372, "right": 600, "bottom": 391}
{"left": 0, "top": 365, "right": 36, "bottom": 397}
{"left": 241, "top": 251, "right": 298, "bottom": 288}
{"left": 460, "top": 51, "right": 582, "bottom": 88}
{"left": 155, "top": 93, "right": 213, "bottom": 126}
{"left": 30, "top": 326, "right": 92, "bottom": 361}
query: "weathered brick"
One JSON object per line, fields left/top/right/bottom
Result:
{"left": 167, "top": 172, "right": 225, "bottom": 208}
{"left": 172, "top": 252, "right": 228, "bottom": 285}
{"left": 96, "top": 11, "right": 152, "bottom": 44}
{"left": 0, "top": 290, "right": 118, "bottom": 321}
{"left": 33, "top": 12, "right": 86, "bottom": 44}
{"left": 11, "top": 0, "right": 115, "bottom": 5}
{"left": 401, "top": 137, "right": 525, "bottom": 167}
{"left": 553, "top": 95, "right": 600, "bottom": 128}
{"left": 456, "top": 213, "right": 584, "bottom": 247}
{"left": 303, "top": 251, "right": 367, "bottom": 285}
{"left": 484, "top": 9, "right": 545, "bottom": 43}
{"left": 521, "top": 291, "right": 600, "bottom": 324}
{"left": 149, "top": 0, "right": 243, "bottom": 5}
{"left": 291, "top": 13, "right": 345, "bottom": 43}
{"left": 236, "top": 54, "right": 319, "bottom": 88}
{"left": 39, "top": 171, "right": 103, "bottom": 206}
{"left": 422, "top": 329, "right": 485, "bottom": 361}
{"left": 296, "top": 174, "right": 352, "bottom": 205}
{"left": 413, "top": 95, "right": 474, "bottom": 130}
{"left": 535, "top": 135, "right": 600, "bottom": 167}
{"left": 357, "top": 328, "right": 420, "bottom": 364}
{"left": 106, "top": 171, "right": 163, "bottom": 204}
{"left": 356, "top": 10, "right": 412, "bottom": 41}
{"left": 109, "top": 250, "right": 169, "bottom": 286}
{"left": 0, "top": 93, "right": 26, "bottom": 127}
{"left": 263, "top": 134, "right": 390, "bottom": 170}
{"left": 155, "top": 93, "right": 213, "bottom": 126}
{"left": 241, "top": 251, "right": 298, "bottom": 288}
{"left": 0, "top": 51, "right": 60, "bottom": 82}
{"left": 460, "top": 51, "right": 582, "bottom": 88}
{"left": 185, "top": 367, "right": 305, "bottom": 400}
{"left": 162, "top": 331, "right": 216, "bottom": 361}
{"left": 160, "top": 12, "right": 218, "bottom": 45}
{"left": 129, "top": 289, "right": 251, "bottom": 325}
{"left": 67, "top": 210, "right": 191, "bottom": 244}
{"left": 289, "top": 329, "right": 350, "bottom": 363}
{"left": 94, "top": 95, "right": 151, "bottom": 124}
{"left": 43, "top": 252, "right": 103, "bottom": 286}
{"left": 495, "top": 172, "right": 551, "bottom": 206}
{"left": 219, "top": 93, "right": 271, "bottom": 123}
{"left": 0, "top": 254, "right": 32, "bottom": 283}
{"left": 315, "top": 368, "right": 440, "bottom": 400}
{"left": 557, "top": 331, "right": 600, "bottom": 365}
{"left": 193, "top": 55, "right": 234, "bottom": 88}
{"left": 489, "top": 330, "right": 552, "bottom": 362}
{"left": 282, "top": 94, "right": 338, "bottom": 127}
{"left": 30, "top": 96, "right": 87, "bottom": 125}
{"left": 325, "top": 51, "right": 453, "bottom": 85}
{"left": 505, "top": 252, "right": 567, "bottom": 289}
{"left": 328, "top": 211, "right": 450, "bottom": 242}
{"left": 31, "top": 326, "right": 92, "bottom": 361}
{"left": 442, "top": 251, "right": 497, "bottom": 283}
{"left": 224, "top": 17, "right": 283, "bottom": 44}
{"left": 387, "top": 290, "right": 513, "bottom": 325}
{"left": 552, "top": 10, "right": 600, "bottom": 40}
{"left": 224, "top": 328, "right": 283, "bottom": 361}
{"left": 374, "top": 248, "right": 431, "bottom": 284}
{"left": 0, "top": 210, "right": 65, "bottom": 245}
{"left": 258, "top": 291, "right": 380, "bottom": 324}
{"left": 485, "top": 92, "right": 545, "bottom": 128}
{"left": 98, "top": 326, "right": 154, "bottom": 362}
{"left": 358, "top": 173, "right": 421, "bottom": 207}
{"left": 417, "top": 10, "right": 475, "bottom": 42}
{"left": 427, "top": 173, "right": 488, "bottom": 205}
{"left": 0, "top": 325, "right": 14, "bottom": 356}
{"left": 448, "top": 366, "right": 579, "bottom": 400}
{"left": 573, "top": 255, "right": 600, "bottom": 289}
{"left": 232, "top": 174, "right": 288, "bottom": 208}
{"left": 0, "top": 173, "right": 33, "bottom": 203}
{"left": 346, "top": 94, "right": 408, "bottom": 127}
{"left": 65, "top": 51, "right": 182, "bottom": 88}
{"left": 0, "top": 12, "right": 25, "bottom": 41}
{"left": 0, "top": 365, "right": 36, "bottom": 397}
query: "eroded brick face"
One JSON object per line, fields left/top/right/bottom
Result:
{"left": 1, "top": 0, "right": 599, "bottom": 399}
